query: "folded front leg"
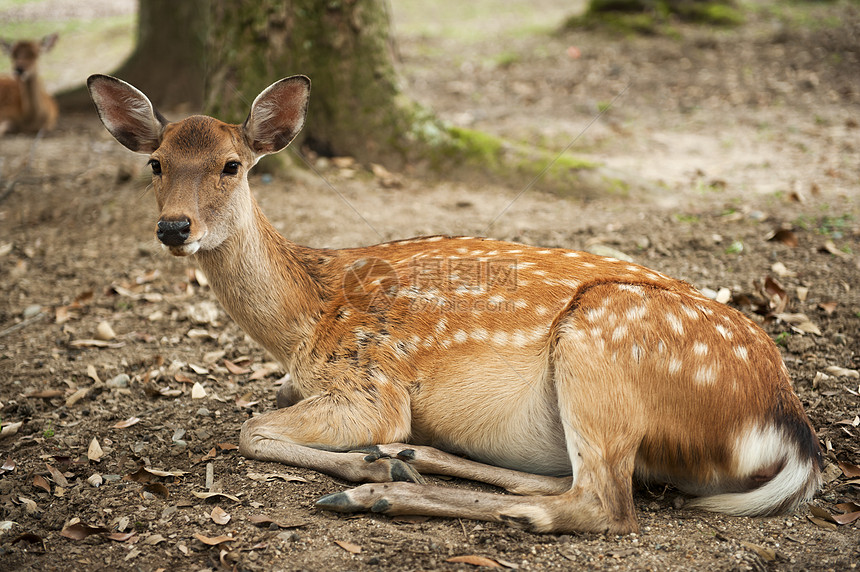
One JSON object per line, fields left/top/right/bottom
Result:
{"left": 363, "top": 443, "right": 571, "bottom": 495}
{"left": 239, "top": 388, "right": 420, "bottom": 484}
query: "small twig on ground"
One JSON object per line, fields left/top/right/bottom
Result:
{"left": 0, "top": 129, "right": 45, "bottom": 203}
{"left": 0, "top": 311, "right": 49, "bottom": 339}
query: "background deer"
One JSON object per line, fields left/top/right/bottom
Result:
{"left": 0, "top": 33, "right": 59, "bottom": 135}
{"left": 87, "top": 73, "right": 822, "bottom": 534}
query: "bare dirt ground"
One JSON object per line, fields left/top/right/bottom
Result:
{"left": 1, "top": 1, "right": 859, "bottom": 570}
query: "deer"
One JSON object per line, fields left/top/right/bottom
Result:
{"left": 0, "top": 33, "right": 59, "bottom": 135}
{"left": 86, "top": 73, "right": 822, "bottom": 534}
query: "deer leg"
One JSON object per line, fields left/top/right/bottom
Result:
{"left": 358, "top": 443, "right": 572, "bottom": 495}
{"left": 240, "top": 389, "right": 423, "bottom": 484}
{"left": 317, "top": 469, "right": 635, "bottom": 534}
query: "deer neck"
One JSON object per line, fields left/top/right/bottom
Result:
{"left": 18, "top": 72, "right": 46, "bottom": 120}
{"left": 193, "top": 200, "right": 328, "bottom": 367}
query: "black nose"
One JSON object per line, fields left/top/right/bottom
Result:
{"left": 14, "top": 67, "right": 25, "bottom": 76}
{"left": 157, "top": 219, "right": 191, "bottom": 246}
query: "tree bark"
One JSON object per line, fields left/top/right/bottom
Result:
{"left": 204, "top": 0, "right": 418, "bottom": 167}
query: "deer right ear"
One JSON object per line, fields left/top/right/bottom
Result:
{"left": 243, "top": 75, "right": 311, "bottom": 158}
{"left": 87, "top": 74, "right": 168, "bottom": 154}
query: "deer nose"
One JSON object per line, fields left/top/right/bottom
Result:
{"left": 14, "top": 66, "right": 25, "bottom": 76}
{"left": 157, "top": 218, "right": 192, "bottom": 246}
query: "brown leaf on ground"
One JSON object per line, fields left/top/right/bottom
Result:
{"left": 193, "top": 533, "right": 235, "bottom": 545}
{"left": 210, "top": 506, "right": 231, "bottom": 525}
{"left": 334, "top": 539, "right": 362, "bottom": 554}
{"left": 224, "top": 359, "right": 250, "bottom": 375}
{"left": 447, "top": 554, "right": 504, "bottom": 567}
{"left": 192, "top": 491, "right": 241, "bottom": 503}
{"left": 837, "top": 460, "right": 860, "bottom": 478}
{"left": 142, "top": 483, "right": 169, "bottom": 498}
{"left": 32, "top": 474, "right": 51, "bottom": 493}
{"left": 45, "top": 464, "right": 69, "bottom": 488}
{"left": 112, "top": 417, "right": 141, "bottom": 429}
{"left": 60, "top": 522, "right": 109, "bottom": 540}
{"left": 767, "top": 228, "right": 799, "bottom": 247}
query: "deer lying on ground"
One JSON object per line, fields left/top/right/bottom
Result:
{"left": 87, "top": 73, "right": 822, "bottom": 534}
{"left": 0, "top": 34, "right": 59, "bottom": 135}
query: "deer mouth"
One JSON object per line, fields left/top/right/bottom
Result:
{"left": 164, "top": 241, "right": 201, "bottom": 257}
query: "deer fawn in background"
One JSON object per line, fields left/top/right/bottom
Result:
{"left": 87, "top": 73, "right": 822, "bottom": 534}
{"left": 0, "top": 33, "right": 59, "bottom": 135}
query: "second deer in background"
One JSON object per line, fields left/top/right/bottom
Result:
{"left": 0, "top": 33, "right": 59, "bottom": 135}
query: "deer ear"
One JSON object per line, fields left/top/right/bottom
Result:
{"left": 243, "top": 75, "right": 310, "bottom": 158}
{"left": 87, "top": 74, "right": 168, "bottom": 154}
{"left": 41, "top": 33, "right": 58, "bottom": 52}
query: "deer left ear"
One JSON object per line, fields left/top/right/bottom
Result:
{"left": 243, "top": 75, "right": 311, "bottom": 158}
{"left": 41, "top": 33, "right": 58, "bottom": 52}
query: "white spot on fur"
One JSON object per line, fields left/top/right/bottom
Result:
{"left": 734, "top": 345, "right": 749, "bottom": 360}
{"left": 668, "top": 357, "right": 683, "bottom": 374}
{"left": 471, "top": 328, "right": 489, "bottom": 342}
{"left": 695, "top": 364, "right": 717, "bottom": 385}
{"left": 715, "top": 324, "right": 733, "bottom": 339}
{"left": 582, "top": 262, "right": 596, "bottom": 268}
{"left": 563, "top": 251, "right": 581, "bottom": 258}
{"left": 666, "top": 313, "right": 684, "bottom": 335}
{"left": 693, "top": 341, "right": 709, "bottom": 356}
{"left": 453, "top": 330, "right": 468, "bottom": 344}
{"left": 680, "top": 305, "right": 698, "bottom": 320}
{"left": 626, "top": 305, "right": 647, "bottom": 321}
{"left": 612, "top": 324, "right": 628, "bottom": 342}
{"left": 585, "top": 307, "right": 606, "bottom": 323}
{"left": 618, "top": 284, "right": 645, "bottom": 295}
{"left": 492, "top": 330, "right": 510, "bottom": 345}
{"left": 535, "top": 305, "right": 548, "bottom": 316}
{"left": 512, "top": 330, "right": 529, "bottom": 347}
{"left": 631, "top": 343, "right": 643, "bottom": 363}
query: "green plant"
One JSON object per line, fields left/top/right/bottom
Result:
{"left": 774, "top": 332, "right": 790, "bottom": 346}
{"left": 724, "top": 240, "right": 744, "bottom": 255}
{"left": 43, "top": 422, "right": 55, "bottom": 439}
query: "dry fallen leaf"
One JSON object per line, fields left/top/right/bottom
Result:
{"left": 18, "top": 497, "right": 40, "bottom": 514}
{"left": 69, "top": 339, "right": 125, "bottom": 349}
{"left": 807, "top": 515, "right": 838, "bottom": 531}
{"left": 192, "top": 491, "right": 241, "bottom": 503}
{"left": 112, "top": 417, "right": 141, "bottom": 429}
{"left": 193, "top": 533, "right": 235, "bottom": 546}
{"left": 334, "top": 540, "right": 362, "bottom": 554}
{"left": 838, "top": 460, "right": 860, "bottom": 478}
{"left": 820, "top": 240, "right": 851, "bottom": 259}
{"left": 87, "top": 438, "right": 104, "bottom": 462}
{"left": 446, "top": 555, "right": 504, "bottom": 567}
{"left": 210, "top": 506, "right": 231, "bottom": 525}
{"left": 45, "top": 463, "right": 70, "bottom": 488}
{"left": 143, "top": 533, "right": 168, "bottom": 545}
{"left": 1, "top": 421, "right": 23, "bottom": 439}
{"left": 740, "top": 540, "right": 777, "bottom": 562}
{"left": 142, "top": 483, "right": 169, "bottom": 499}
{"left": 767, "top": 228, "right": 799, "bottom": 247}
{"left": 32, "top": 474, "right": 51, "bottom": 493}
{"left": 107, "top": 532, "right": 136, "bottom": 542}
{"left": 224, "top": 359, "right": 251, "bottom": 375}
{"left": 191, "top": 382, "right": 207, "bottom": 399}
{"left": 60, "top": 522, "right": 109, "bottom": 540}
{"left": 95, "top": 321, "right": 116, "bottom": 341}
{"left": 825, "top": 366, "right": 859, "bottom": 379}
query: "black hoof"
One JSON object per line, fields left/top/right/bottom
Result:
{"left": 389, "top": 459, "right": 426, "bottom": 484}
{"left": 316, "top": 492, "right": 362, "bottom": 513}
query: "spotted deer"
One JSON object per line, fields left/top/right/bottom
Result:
{"left": 87, "top": 73, "right": 822, "bottom": 534}
{"left": 0, "top": 34, "right": 59, "bottom": 135}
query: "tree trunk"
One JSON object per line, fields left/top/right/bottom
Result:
{"left": 204, "top": 0, "right": 417, "bottom": 168}
{"left": 111, "top": 0, "right": 208, "bottom": 111}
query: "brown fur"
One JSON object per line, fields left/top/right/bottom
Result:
{"left": 0, "top": 34, "right": 58, "bottom": 134}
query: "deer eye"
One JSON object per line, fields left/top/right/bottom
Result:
{"left": 222, "top": 161, "right": 240, "bottom": 176}
{"left": 148, "top": 159, "right": 162, "bottom": 176}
